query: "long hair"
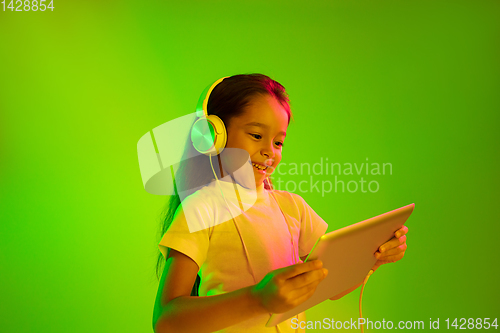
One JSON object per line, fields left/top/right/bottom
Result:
{"left": 155, "top": 73, "right": 294, "bottom": 295}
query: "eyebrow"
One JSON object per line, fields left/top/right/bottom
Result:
{"left": 244, "top": 122, "right": 286, "bottom": 136}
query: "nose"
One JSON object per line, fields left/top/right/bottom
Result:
{"left": 261, "top": 141, "right": 275, "bottom": 160}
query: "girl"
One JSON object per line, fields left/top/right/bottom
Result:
{"left": 152, "top": 74, "right": 408, "bottom": 333}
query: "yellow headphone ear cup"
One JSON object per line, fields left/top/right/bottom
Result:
{"left": 206, "top": 114, "right": 227, "bottom": 153}
{"left": 191, "top": 115, "right": 227, "bottom": 156}
{"left": 191, "top": 76, "right": 230, "bottom": 155}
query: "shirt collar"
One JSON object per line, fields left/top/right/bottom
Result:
{"left": 212, "top": 177, "right": 267, "bottom": 204}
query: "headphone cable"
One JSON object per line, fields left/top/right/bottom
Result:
{"left": 359, "top": 269, "right": 374, "bottom": 333}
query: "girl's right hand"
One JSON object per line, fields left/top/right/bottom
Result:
{"left": 250, "top": 260, "right": 328, "bottom": 314}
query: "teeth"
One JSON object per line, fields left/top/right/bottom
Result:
{"left": 252, "top": 163, "right": 267, "bottom": 171}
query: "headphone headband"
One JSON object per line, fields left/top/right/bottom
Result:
{"left": 195, "top": 76, "right": 230, "bottom": 118}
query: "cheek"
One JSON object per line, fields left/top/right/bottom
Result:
{"left": 275, "top": 151, "right": 283, "bottom": 163}
{"left": 225, "top": 132, "right": 240, "bottom": 148}
{"left": 237, "top": 133, "right": 254, "bottom": 146}
{"left": 267, "top": 155, "right": 282, "bottom": 173}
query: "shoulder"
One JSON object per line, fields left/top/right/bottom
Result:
{"left": 268, "top": 190, "right": 322, "bottom": 221}
{"left": 180, "top": 183, "right": 218, "bottom": 205}
{"left": 175, "top": 184, "right": 219, "bottom": 218}
{"left": 269, "top": 189, "right": 305, "bottom": 205}
{"left": 267, "top": 189, "right": 307, "bottom": 217}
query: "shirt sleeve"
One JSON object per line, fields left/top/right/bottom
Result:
{"left": 289, "top": 192, "right": 329, "bottom": 258}
{"left": 158, "top": 193, "right": 213, "bottom": 269}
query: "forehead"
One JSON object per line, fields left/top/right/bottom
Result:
{"left": 235, "top": 94, "right": 289, "bottom": 134}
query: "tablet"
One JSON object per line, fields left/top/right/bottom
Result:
{"left": 266, "top": 203, "right": 415, "bottom": 327}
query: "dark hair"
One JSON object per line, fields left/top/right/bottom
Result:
{"left": 155, "top": 73, "right": 294, "bottom": 295}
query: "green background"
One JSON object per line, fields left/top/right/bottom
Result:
{"left": 1, "top": 0, "right": 498, "bottom": 332}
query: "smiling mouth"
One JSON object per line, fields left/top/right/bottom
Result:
{"left": 251, "top": 162, "right": 268, "bottom": 171}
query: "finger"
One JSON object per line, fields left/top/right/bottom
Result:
{"left": 375, "top": 243, "right": 408, "bottom": 260}
{"left": 374, "top": 242, "right": 408, "bottom": 258}
{"left": 292, "top": 282, "right": 320, "bottom": 306}
{"left": 395, "top": 225, "right": 409, "bottom": 238}
{"left": 378, "top": 252, "right": 405, "bottom": 263}
{"left": 375, "top": 243, "right": 407, "bottom": 259}
{"left": 379, "top": 235, "right": 406, "bottom": 253}
{"left": 278, "top": 260, "right": 323, "bottom": 281}
{"left": 289, "top": 276, "right": 324, "bottom": 305}
{"left": 379, "top": 235, "right": 407, "bottom": 253}
{"left": 289, "top": 268, "right": 327, "bottom": 289}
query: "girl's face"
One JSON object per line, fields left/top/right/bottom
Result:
{"left": 225, "top": 94, "right": 288, "bottom": 187}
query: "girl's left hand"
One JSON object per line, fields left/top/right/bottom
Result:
{"left": 371, "top": 225, "right": 408, "bottom": 272}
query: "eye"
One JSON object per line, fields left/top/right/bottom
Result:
{"left": 250, "top": 134, "right": 284, "bottom": 148}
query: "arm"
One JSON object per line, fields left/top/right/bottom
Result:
{"left": 153, "top": 250, "right": 328, "bottom": 333}
{"left": 153, "top": 249, "right": 268, "bottom": 333}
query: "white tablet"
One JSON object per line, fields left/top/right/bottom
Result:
{"left": 266, "top": 203, "right": 415, "bottom": 327}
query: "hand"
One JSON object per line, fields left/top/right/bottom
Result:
{"left": 250, "top": 260, "right": 328, "bottom": 314}
{"left": 372, "top": 225, "right": 409, "bottom": 272}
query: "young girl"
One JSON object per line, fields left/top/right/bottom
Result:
{"left": 152, "top": 74, "right": 408, "bottom": 333}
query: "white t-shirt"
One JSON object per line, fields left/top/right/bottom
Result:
{"left": 158, "top": 179, "right": 329, "bottom": 332}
